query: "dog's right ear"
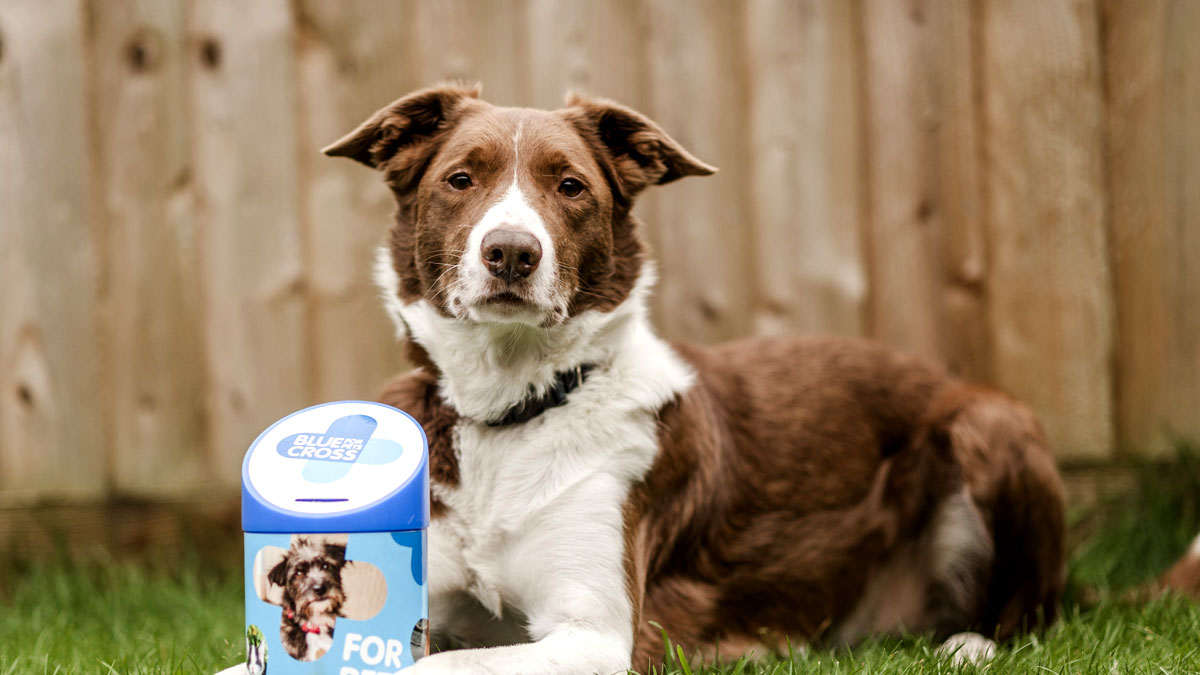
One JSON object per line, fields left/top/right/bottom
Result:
{"left": 268, "top": 557, "right": 289, "bottom": 588}
{"left": 322, "top": 84, "right": 481, "bottom": 190}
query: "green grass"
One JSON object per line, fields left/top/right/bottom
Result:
{"left": 636, "top": 596, "right": 1200, "bottom": 674}
{"left": 2, "top": 448, "right": 1198, "bottom": 674}
{"left": 0, "top": 552, "right": 243, "bottom": 674}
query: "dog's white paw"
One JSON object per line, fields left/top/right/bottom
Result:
{"left": 213, "top": 665, "right": 248, "bottom": 675}
{"left": 397, "top": 651, "right": 460, "bottom": 675}
{"left": 936, "top": 631, "right": 997, "bottom": 665}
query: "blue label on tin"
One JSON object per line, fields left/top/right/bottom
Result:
{"left": 275, "top": 414, "right": 377, "bottom": 464}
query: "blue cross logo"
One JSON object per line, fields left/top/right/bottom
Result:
{"left": 276, "top": 414, "right": 406, "bottom": 483}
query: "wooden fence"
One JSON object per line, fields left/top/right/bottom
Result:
{"left": 1, "top": 0, "right": 1197, "bottom": 506}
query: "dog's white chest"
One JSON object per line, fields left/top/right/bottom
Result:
{"left": 435, "top": 400, "right": 661, "bottom": 618}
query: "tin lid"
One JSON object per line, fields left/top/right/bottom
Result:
{"left": 241, "top": 401, "right": 429, "bottom": 533}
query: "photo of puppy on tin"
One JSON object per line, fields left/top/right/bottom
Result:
{"left": 269, "top": 537, "right": 347, "bottom": 661}
{"left": 252, "top": 534, "right": 389, "bottom": 662}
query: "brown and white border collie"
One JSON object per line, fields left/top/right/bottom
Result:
{"left": 318, "top": 84, "right": 1177, "bottom": 674}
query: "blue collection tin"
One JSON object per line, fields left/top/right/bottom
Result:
{"left": 242, "top": 401, "right": 429, "bottom": 675}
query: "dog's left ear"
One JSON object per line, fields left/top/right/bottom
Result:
{"left": 324, "top": 544, "right": 347, "bottom": 567}
{"left": 564, "top": 92, "right": 716, "bottom": 203}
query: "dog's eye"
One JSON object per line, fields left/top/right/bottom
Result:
{"left": 558, "top": 178, "right": 585, "bottom": 199}
{"left": 447, "top": 173, "right": 473, "bottom": 190}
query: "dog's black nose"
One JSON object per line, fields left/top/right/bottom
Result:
{"left": 313, "top": 584, "right": 327, "bottom": 596}
{"left": 481, "top": 229, "right": 542, "bottom": 282}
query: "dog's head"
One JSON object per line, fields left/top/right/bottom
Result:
{"left": 324, "top": 84, "right": 715, "bottom": 329}
{"left": 268, "top": 537, "right": 347, "bottom": 617}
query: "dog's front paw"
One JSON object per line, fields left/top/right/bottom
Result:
{"left": 398, "top": 649, "right": 511, "bottom": 675}
{"left": 397, "top": 651, "right": 460, "bottom": 675}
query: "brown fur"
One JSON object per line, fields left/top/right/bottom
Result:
{"left": 624, "top": 338, "right": 1065, "bottom": 666}
{"left": 329, "top": 86, "right": 1068, "bottom": 670}
{"left": 1158, "top": 550, "right": 1200, "bottom": 601}
{"left": 378, "top": 362, "right": 459, "bottom": 517}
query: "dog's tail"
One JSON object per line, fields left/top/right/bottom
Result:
{"left": 1145, "top": 533, "right": 1200, "bottom": 601}
{"left": 922, "top": 383, "right": 1067, "bottom": 638}
{"left": 1095, "top": 531, "right": 1200, "bottom": 605}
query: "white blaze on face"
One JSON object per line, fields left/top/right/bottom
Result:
{"left": 455, "top": 122, "right": 560, "bottom": 323}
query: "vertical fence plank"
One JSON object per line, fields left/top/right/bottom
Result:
{"left": 860, "top": 0, "right": 942, "bottom": 357}
{"left": 859, "top": 0, "right": 991, "bottom": 379}
{"left": 980, "top": 0, "right": 1113, "bottom": 460}
{"left": 190, "top": 0, "right": 310, "bottom": 484}
{"left": 640, "top": 0, "right": 754, "bottom": 345}
{"left": 522, "top": 0, "right": 648, "bottom": 110}
{"left": 745, "top": 0, "right": 866, "bottom": 339}
{"left": 523, "top": 0, "right": 593, "bottom": 109}
{"left": 408, "top": 0, "right": 527, "bottom": 106}
{"left": 294, "top": 1, "right": 419, "bottom": 403}
{"left": 1106, "top": 0, "right": 1200, "bottom": 455}
{"left": 92, "top": 0, "right": 209, "bottom": 495}
{"left": 924, "top": 0, "right": 991, "bottom": 382}
{"left": 0, "top": 0, "right": 106, "bottom": 503}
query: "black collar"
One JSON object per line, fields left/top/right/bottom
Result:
{"left": 486, "top": 364, "right": 595, "bottom": 427}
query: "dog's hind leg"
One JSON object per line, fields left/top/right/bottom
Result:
{"left": 928, "top": 385, "right": 1067, "bottom": 638}
{"left": 838, "top": 388, "right": 1059, "bottom": 658}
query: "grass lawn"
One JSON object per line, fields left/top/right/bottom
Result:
{"left": 1, "top": 449, "right": 1197, "bottom": 674}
